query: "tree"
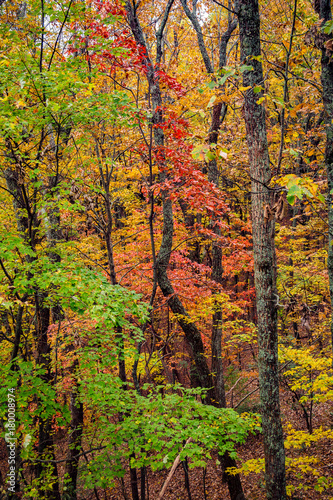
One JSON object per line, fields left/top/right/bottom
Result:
{"left": 237, "top": 0, "right": 287, "bottom": 497}
{"left": 315, "top": 0, "right": 333, "bottom": 360}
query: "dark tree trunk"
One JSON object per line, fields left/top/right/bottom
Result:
{"left": 65, "top": 360, "right": 83, "bottom": 500}
{"left": 237, "top": 0, "right": 287, "bottom": 498}
{"left": 35, "top": 293, "right": 61, "bottom": 500}
{"left": 182, "top": 458, "right": 192, "bottom": 500}
{"left": 5, "top": 162, "right": 61, "bottom": 499}
{"left": 317, "top": 0, "right": 333, "bottom": 361}
{"left": 129, "top": 461, "right": 140, "bottom": 500}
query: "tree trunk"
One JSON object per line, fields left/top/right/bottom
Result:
{"left": 317, "top": 0, "right": 333, "bottom": 362}
{"left": 237, "top": 0, "right": 287, "bottom": 498}
{"left": 34, "top": 293, "right": 61, "bottom": 500}
{"left": 65, "top": 360, "right": 83, "bottom": 500}
{"left": 4, "top": 162, "right": 61, "bottom": 499}
{"left": 126, "top": 0, "right": 215, "bottom": 404}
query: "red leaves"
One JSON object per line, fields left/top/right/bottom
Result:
{"left": 94, "top": 0, "right": 127, "bottom": 17}
{"left": 154, "top": 69, "right": 186, "bottom": 97}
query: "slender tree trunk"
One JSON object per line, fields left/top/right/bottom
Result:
{"left": 180, "top": 4, "right": 245, "bottom": 497}
{"left": 126, "top": 0, "right": 215, "bottom": 404}
{"left": 34, "top": 293, "right": 61, "bottom": 500}
{"left": 65, "top": 360, "right": 83, "bottom": 500}
{"left": 5, "top": 161, "right": 61, "bottom": 499}
{"left": 129, "top": 462, "right": 140, "bottom": 500}
{"left": 237, "top": 0, "right": 287, "bottom": 498}
{"left": 317, "top": 0, "right": 333, "bottom": 361}
{"left": 182, "top": 458, "right": 192, "bottom": 500}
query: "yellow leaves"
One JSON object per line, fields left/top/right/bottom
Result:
{"left": 229, "top": 428, "right": 333, "bottom": 498}
{"left": 184, "top": 293, "right": 248, "bottom": 338}
{"left": 279, "top": 345, "right": 333, "bottom": 402}
{"left": 286, "top": 455, "right": 319, "bottom": 474}
{"left": 15, "top": 99, "right": 26, "bottom": 108}
{"left": 285, "top": 425, "right": 333, "bottom": 450}
{"left": 284, "top": 449, "right": 333, "bottom": 495}
{"left": 226, "top": 458, "right": 265, "bottom": 476}
{"left": 135, "top": 351, "right": 165, "bottom": 383}
{"left": 226, "top": 324, "right": 257, "bottom": 347}
{"left": 279, "top": 345, "right": 331, "bottom": 371}
{"left": 256, "top": 96, "right": 265, "bottom": 105}
{"left": 0, "top": 58, "right": 9, "bottom": 67}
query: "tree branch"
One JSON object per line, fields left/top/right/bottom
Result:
{"left": 157, "top": 438, "right": 193, "bottom": 499}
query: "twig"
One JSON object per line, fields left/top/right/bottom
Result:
{"left": 276, "top": 0, "right": 298, "bottom": 175}
{"left": 28, "top": 446, "right": 106, "bottom": 464}
{"left": 225, "top": 376, "right": 243, "bottom": 397}
{"left": 234, "top": 386, "right": 259, "bottom": 409}
{"left": 157, "top": 437, "right": 193, "bottom": 499}
{"left": 233, "top": 361, "right": 293, "bottom": 408}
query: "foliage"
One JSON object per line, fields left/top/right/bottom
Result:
{"left": 80, "top": 382, "right": 260, "bottom": 487}
{"left": 0, "top": 0, "right": 333, "bottom": 497}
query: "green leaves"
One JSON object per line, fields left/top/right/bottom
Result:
{"left": 323, "top": 20, "right": 333, "bottom": 34}
{"left": 0, "top": 360, "right": 71, "bottom": 445}
{"left": 277, "top": 174, "right": 326, "bottom": 206}
{"left": 79, "top": 382, "right": 260, "bottom": 486}
{"left": 239, "top": 64, "right": 254, "bottom": 73}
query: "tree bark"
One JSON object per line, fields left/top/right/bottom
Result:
{"left": 65, "top": 360, "right": 83, "bottom": 500}
{"left": 237, "top": 0, "right": 287, "bottom": 498}
{"left": 317, "top": 0, "right": 333, "bottom": 362}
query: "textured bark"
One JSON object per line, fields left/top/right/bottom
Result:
{"left": 237, "top": 0, "right": 287, "bottom": 499}
{"left": 318, "top": 0, "right": 333, "bottom": 361}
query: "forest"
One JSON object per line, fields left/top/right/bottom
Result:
{"left": 0, "top": 0, "right": 333, "bottom": 498}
